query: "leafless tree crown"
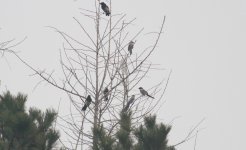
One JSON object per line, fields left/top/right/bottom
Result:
{"left": 1, "top": 1, "right": 172, "bottom": 149}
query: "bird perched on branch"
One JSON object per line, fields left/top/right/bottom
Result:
{"left": 103, "top": 87, "right": 109, "bottom": 101}
{"left": 128, "top": 41, "right": 135, "bottom": 55}
{"left": 100, "top": 2, "right": 110, "bottom": 16}
{"left": 123, "top": 95, "right": 135, "bottom": 112}
{"left": 139, "top": 87, "right": 154, "bottom": 99}
{"left": 82, "top": 95, "right": 92, "bottom": 111}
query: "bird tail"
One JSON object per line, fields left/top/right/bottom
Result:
{"left": 123, "top": 103, "right": 130, "bottom": 112}
{"left": 106, "top": 12, "right": 110, "bottom": 16}
{"left": 147, "top": 94, "right": 154, "bottom": 99}
{"left": 123, "top": 98, "right": 134, "bottom": 112}
{"left": 82, "top": 105, "right": 87, "bottom": 111}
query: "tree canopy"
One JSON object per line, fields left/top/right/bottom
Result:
{"left": 0, "top": 91, "right": 60, "bottom": 150}
{"left": 94, "top": 111, "right": 175, "bottom": 150}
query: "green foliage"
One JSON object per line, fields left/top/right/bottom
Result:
{"left": 0, "top": 91, "right": 60, "bottom": 150}
{"left": 115, "top": 111, "right": 133, "bottom": 150}
{"left": 93, "top": 125, "right": 115, "bottom": 150}
{"left": 134, "top": 115, "right": 174, "bottom": 150}
{"left": 93, "top": 112, "right": 174, "bottom": 150}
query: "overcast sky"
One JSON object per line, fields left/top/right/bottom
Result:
{"left": 1, "top": 0, "right": 246, "bottom": 149}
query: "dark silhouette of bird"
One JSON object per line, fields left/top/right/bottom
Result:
{"left": 100, "top": 2, "right": 110, "bottom": 16}
{"left": 123, "top": 95, "right": 135, "bottom": 112}
{"left": 128, "top": 41, "right": 135, "bottom": 55}
{"left": 82, "top": 95, "right": 92, "bottom": 111}
{"left": 103, "top": 87, "right": 109, "bottom": 101}
{"left": 139, "top": 87, "right": 154, "bottom": 99}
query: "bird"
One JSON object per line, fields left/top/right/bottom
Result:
{"left": 139, "top": 87, "right": 154, "bottom": 99}
{"left": 123, "top": 95, "right": 135, "bottom": 112}
{"left": 128, "top": 41, "right": 135, "bottom": 55}
{"left": 103, "top": 87, "right": 109, "bottom": 101}
{"left": 100, "top": 2, "right": 110, "bottom": 16}
{"left": 82, "top": 95, "right": 92, "bottom": 111}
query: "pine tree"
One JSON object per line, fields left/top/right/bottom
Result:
{"left": 134, "top": 115, "right": 175, "bottom": 150}
{"left": 92, "top": 125, "right": 115, "bottom": 150}
{"left": 92, "top": 110, "right": 174, "bottom": 150}
{"left": 29, "top": 108, "right": 60, "bottom": 150}
{"left": 115, "top": 111, "right": 133, "bottom": 150}
{"left": 0, "top": 91, "right": 60, "bottom": 150}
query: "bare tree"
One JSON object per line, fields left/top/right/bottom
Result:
{"left": 1, "top": 1, "right": 173, "bottom": 149}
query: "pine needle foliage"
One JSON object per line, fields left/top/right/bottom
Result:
{"left": 0, "top": 91, "right": 60, "bottom": 150}
{"left": 134, "top": 115, "right": 175, "bottom": 150}
{"left": 93, "top": 125, "right": 115, "bottom": 150}
{"left": 115, "top": 111, "right": 133, "bottom": 150}
{"left": 92, "top": 111, "right": 174, "bottom": 150}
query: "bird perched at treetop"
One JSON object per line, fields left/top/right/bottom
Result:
{"left": 100, "top": 2, "right": 110, "bottom": 16}
{"left": 139, "top": 87, "right": 154, "bottom": 99}
{"left": 123, "top": 95, "right": 135, "bottom": 112}
{"left": 82, "top": 95, "right": 92, "bottom": 111}
{"left": 128, "top": 41, "right": 135, "bottom": 55}
{"left": 103, "top": 87, "right": 109, "bottom": 101}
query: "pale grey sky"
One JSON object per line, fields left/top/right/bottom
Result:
{"left": 1, "top": 0, "right": 246, "bottom": 149}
